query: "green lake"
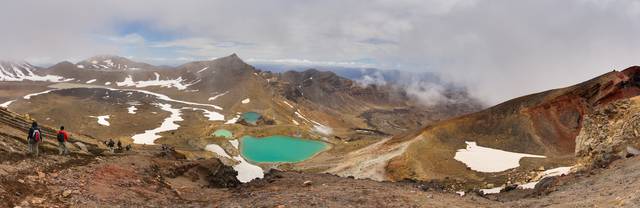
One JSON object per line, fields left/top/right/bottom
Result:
{"left": 240, "top": 135, "right": 328, "bottom": 163}
{"left": 212, "top": 129, "right": 233, "bottom": 139}
{"left": 242, "top": 112, "right": 261, "bottom": 125}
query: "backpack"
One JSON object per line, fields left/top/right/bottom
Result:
{"left": 32, "top": 129, "right": 41, "bottom": 142}
{"left": 57, "top": 132, "right": 65, "bottom": 142}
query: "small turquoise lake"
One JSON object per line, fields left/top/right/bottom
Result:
{"left": 213, "top": 129, "right": 233, "bottom": 139}
{"left": 242, "top": 112, "right": 262, "bottom": 125}
{"left": 241, "top": 135, "right": 328, "bottom": 163}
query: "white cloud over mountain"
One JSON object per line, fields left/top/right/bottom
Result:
{"left": 1, "top": 0, "right": 640, "bottom": 103}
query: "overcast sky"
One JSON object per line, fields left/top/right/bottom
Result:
{"left": 2, "top": 0, "right": 640, "bottom": 104}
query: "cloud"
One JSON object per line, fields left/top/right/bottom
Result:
{"left": 246, "top": 58, "right": 375, "bottom": 68}
{"left": 359, "top": 38, "right": 398, "bottom": 45}
{"left": 1, "top": 0, "right": 640, "bottom": 104}
{"left": 108, "top": 33, "right": 146, "bottom": 45}
{"left": 355, "top": 70, "right": 387, "bottom": 87}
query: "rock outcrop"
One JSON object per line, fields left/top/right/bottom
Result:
{"left": 575, "top": 97, "right": 640, "bottom": 169}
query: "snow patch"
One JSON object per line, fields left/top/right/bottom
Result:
{"left": 282, "top": 101, "right": 294, "bottom": 108}
{"left": 127, "top": 106, "right": 138, "bottom": 114}
{"left": 208, "top": 91, "right": 228, "bottom": 101}
{"left": 312, "top": 122, "right": 333, "bottom": 135}
{"left": 0, "top": 62, "right": 71, "bottom": 82}
{"left": 205, "top": 144, "right": 232, "bottom": 158}
{"left": 23, "top": 90, "right": 54, "bottom": 100}
{"left": 480, "top": 186, "right": 504, "bottom": 195}
{"left": 233, "top": 153, "right": 265, "bottom": 183}
{"left": 125, "top": 89, "right": 223, "bottom": 110}
{"left": 225, "top": 115, "right": 240, "bottom": 124}
{"left": 241, "top": 98, "right": 250, "bottom": 104}
{"left": 105, "top": 82, "right": 112, "bottom": 85}
{"left": 519, "top": 167, "right": 573, "bottom": 189}
{"left": 85, "top": 79, "right": 97, "bottom": 84}
{"left": 295, "top": 112, "right": 310, "bottom": 122}
{"left": 0, "top": 100, "right": 15, "bottom": 108}
{"left": 205, "top": 142, "right": 264, "bottom": 183}
{"left": 90, "top": 115, "right": 110, "bottom": 126}
{"left": 182, "top": 107, "right": 225, "bottom": 121}
{"left": 76, "top": 65, "right": 85, "bottom": 69}
{"left": 230, "top": 140, "right": 239, "bottom": 149}
{"left": 132, "top": 103, "right": 183, "bottom": 144}
{"left": 116, "top": 73, "right": 195, "bottom": 90}
{"left": 454, "top": 141, "right": 546, "bottom": 173}
{"left": 197, "top": 66, "right": 209, "bottom": 73}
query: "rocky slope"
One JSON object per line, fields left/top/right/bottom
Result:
{"left": 347, "top": 66, "right": 640, "bottom": 184}
{"left": 2, "top": 102, "right": 640, "bottom": 207}
{"left": 575, "top": 96, "right": 640, "bottom": 169}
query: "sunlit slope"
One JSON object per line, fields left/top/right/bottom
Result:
{"left": 385, "top": 66, "right": 640, "bottom": 182}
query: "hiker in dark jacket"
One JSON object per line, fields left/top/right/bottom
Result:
{"left": 56, "top": 126, "right": 69, "bottom": 155}
{"left": 27, "top": 121, "right": 43, "bottom": 157}
{"left": 107, "top": 139, "right": 115, "bottom": 153}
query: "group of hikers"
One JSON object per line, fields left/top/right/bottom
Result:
{"left": 26, "top": 121, "right": 69, "bottom": 157}
{"left": 26, "top": 121, "right": 132, "bottom": 157}
{"left": 106, "top": 138, "right": 132, "bottom": 153}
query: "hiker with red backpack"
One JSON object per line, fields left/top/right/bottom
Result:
{"left": 57, "top": 126, "right": 69, "bottom": 155}
{"left": 27, "top": 121, "right": 43, "bottom": 157}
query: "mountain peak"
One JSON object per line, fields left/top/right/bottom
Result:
{"left": 76, "top": 55, "right": 154, "bottom": 70}
{"left": 208, "top": 53, "right": 252, "bottom": 68}
{"left": 215, "top": 53, "right": 243, "bottom": 62}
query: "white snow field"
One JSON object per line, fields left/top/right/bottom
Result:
{"left": 454, "top": 141, "right": 546, "bottom": 172}
{"left": 131, "top": 103, "right": 183, "bottom": 144}
{"left": 0, "top": 100, "right": 15, "bottom": 108}
{"left": 116, "top": 73, "right": 197, "bottom": 90}
{"left": 0, "top": 62, "right": 72, "bottom": 82}
{"left": 90, "top": 115, "right": 111, "bottom": 126}
{"left": 182, "top": 107, "right": 225, "bottom": 121}
{"left": 519, "top": 166, "right": 573, "bottom": 189}
{"left": 225, "top": 114, "right": 240, "bottom": 124}
{"left": 205, "top": 142, "right": 264, "bottom": 183}
{"left": 23, "top": 90, "right": 54, "bottom": 100}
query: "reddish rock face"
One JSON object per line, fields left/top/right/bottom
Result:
{"left": 524, "top": 66, "right": 640, "bottom": 155}
{"left": 387, "top": 66, "right": 640, "bottom": 182}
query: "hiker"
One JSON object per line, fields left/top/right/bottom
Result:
{"left": 107, "top": 139, "right": 115, "bottom": 153}
{"left": 125, "top": 144, "right": 132, "bottom": 151}
{"left": 117, "top": 140, "right": 122, "bottom": 150}
{"left": 56, "top": 126, "right": 69, "bottom": 155}
{"left": 27, "top": 121, "right": 43, "bottom": 157}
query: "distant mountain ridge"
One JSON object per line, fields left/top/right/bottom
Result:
{"left": 1, "top": 54, "right": 483, "bottom": 145}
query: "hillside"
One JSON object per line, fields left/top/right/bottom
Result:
{"left": 1, "top": 61, "right": 640, "bottom": 207}
{"left": 0, "top": 54, "right": 482, "bottom": 184}
{"left": 2, "top": 99, "right": 640, "bottom": 207}
{"left": 372, "top": 66, "right": 640, "bottom": 184}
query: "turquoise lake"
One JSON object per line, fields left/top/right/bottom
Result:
{"left": 212, "top": 129, "right": 233, "bottom": 139}
{"left": 241, "top": 135, "right": 328, "bottom": 163}
{"left": 242, "top": 112, "right": 262, "bottom": 125}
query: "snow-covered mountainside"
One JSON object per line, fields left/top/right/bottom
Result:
{"left": 0, "top": 54, "right": 483, "bottom": 185}
{"left": 75, "top": 55, "right": 157, "bottom": 71}
{"left": 0, "top": 61, "right": 71, "bottom": 82}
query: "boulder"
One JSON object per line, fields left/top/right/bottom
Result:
{"left": 303, "top": 180, "right": 313, "bottom": 186}
{"left": 62, "top": 190, "right": 72, "bottom": 198}
{"left": 74, "top": 142, "right": 89, "bottom": 152}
